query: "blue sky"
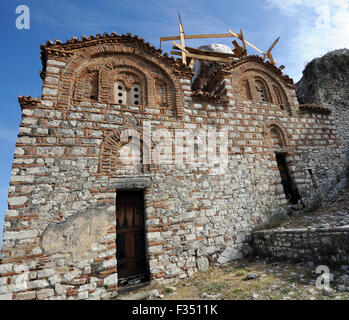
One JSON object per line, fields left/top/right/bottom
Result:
{"left": 1, "top": 0, "right": 349, "bottom": 248}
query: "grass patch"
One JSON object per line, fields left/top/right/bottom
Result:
{"left": 196, "top": 281, "right": 229, "bottom": 295}
{"left": 116, "top": 260, "right": 349, "bottom": 301}
{"left": 235, "top": 270, "right": 245, "bottom": 277}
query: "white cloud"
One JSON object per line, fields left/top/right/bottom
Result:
{"left": 265, "top": 0, "right": 349, "bottom": 81}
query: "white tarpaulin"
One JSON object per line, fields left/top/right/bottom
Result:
{"left": 192, "top": 44, "right": 235, "bottom": 84}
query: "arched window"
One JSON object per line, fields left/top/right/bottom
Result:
{"left": 273, "top": 86, "right": 283, "bottom": 105}
{"left": 243, "top": 80, "right": 252, "bottom": 100}
{"left": 74, "top": 69, "right": 99, "bottom": 101}
{"left": 273, "top": 85, "right": 292, "bottom": 115}
{"left": 255, "top": 78, "right": 270, "bottom": 102}
{"left": 270, "top": 126, "right": 286, "bottom": 148}
{"left": 99, "top": 128, "right": 152, "bottom": 175}
{"left": 87, "top": 71, "right": 99, "bottom": 100}
{"left": 155, "top": 80, "right": 168, "bottom": 105}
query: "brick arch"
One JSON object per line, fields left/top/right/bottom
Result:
{"left": 244, "top": 69, "right": 287, "bottom": 103}
{"left": 73, "top": 64, "right": 102, "bottom": 101}
{"left": 98, "top": 126, "right": 158, "bottom": 175}
{"left": 239, "top": 77, "right": 253, "bottom": 101}
{"left": 59, "top": 44, "right": 183, "bottom": 115}
{"left": 153, "top": 73, "right": 174, "bottom": 107}
{"left": 264, "top": 120, "right": 290, "bottom": 148}
{"left": 99, "top": 58, "right": 150, "bottom": 105}
{"left": 253, "top": 75, "right": 272, "bottom": 103}
{"left": 229, "top": 60, "right": 293, "bottom": 110}
{"left": 271, "top": 84, "right": 291, "bottom": 115}
{"left": 225, "top": 57, "right": 294, "bottom": 87}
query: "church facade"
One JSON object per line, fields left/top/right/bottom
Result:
{"left": 0, "top": 33, "right": 346, "bottom": 300}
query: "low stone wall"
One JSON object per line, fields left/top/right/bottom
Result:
{"left": 252, "top": 226, "right": 349, "bottom": 264}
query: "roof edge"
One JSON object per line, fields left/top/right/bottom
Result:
{"left": 221, "top": 55, "right": 295, "bottom": 87}
{"left": 40, "top": 32, "right": 193, "bottom": 79}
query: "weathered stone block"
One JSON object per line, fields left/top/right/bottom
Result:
{"left": 37, "top": 288, "right": 55, "bottom": 300}
{"left": 103, "top": 273, "right": 117, "bottom": 286}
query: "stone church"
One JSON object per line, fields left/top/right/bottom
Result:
{"left": 0, "top": 32, "right": 347, "bottom": 300}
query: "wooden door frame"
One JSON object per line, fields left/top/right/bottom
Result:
{"left": 115, "top": 188, "right": 150, "bottom": 286}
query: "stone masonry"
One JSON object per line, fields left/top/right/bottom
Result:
{"left": 252, "top": 226, "right": 349, "bottom": 265}
{"left": 0, "top": 33, "right": 347, "bottom": 300}
{"left": 296, "top": 49, "right": 349, "bottom": 161}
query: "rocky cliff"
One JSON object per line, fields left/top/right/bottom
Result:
{"left": 296, "top": 49, "right": 349, "bottom": 157}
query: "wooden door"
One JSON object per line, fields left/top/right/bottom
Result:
{"left": 116, "top": 190, "right": 148, "bottom": 285}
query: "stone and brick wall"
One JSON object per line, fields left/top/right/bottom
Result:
{"left": 252, "top": 226, "right": 349, "bottom": 264}
{"left": 0, "top": 33, "right": 346, "bottom": 299}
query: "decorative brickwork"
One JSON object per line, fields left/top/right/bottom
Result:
{"left": 0, "top": 33, "right": 347, "bottom": 300}
{"left": 98, "top": 127, "right": 155, "bottom": 175}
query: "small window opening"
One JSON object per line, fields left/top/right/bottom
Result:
{"left": 244, "top": 80, "right": 252, "bottom": 100}
{"left": 257, "top": 87, "right": 266, "bottom": 101}
{"left": 114, "top": 81, "right": 142, "bottom": 106}
{"left": 128, "top": 84, "right": 142, "bottom": 106}
{"left": 255, "top": 79, "right": 269, "bottom": 102}
{"left": 115, "top": 81, "right": 127, "bottom": 105}
{"left": 88, "top": 72, "right": 98, "bottom": 101}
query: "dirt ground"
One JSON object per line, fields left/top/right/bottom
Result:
{"left": 116, "top": 259, "right": 349, "bottom": 300}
